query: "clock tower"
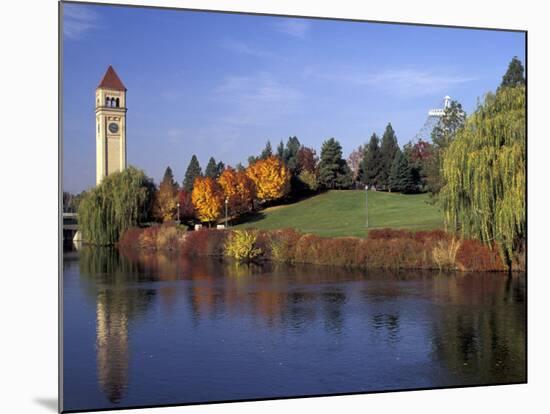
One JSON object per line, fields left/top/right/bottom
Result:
{"left": 95, "top": 65, "right": 127, "bottom": 185}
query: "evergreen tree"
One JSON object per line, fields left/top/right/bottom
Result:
{"left": 403, "top": 140, "right": 429, "bottom": 191}
{"left": 318, "top": 138, "right": 353, "bottom": 189}
{"left": 283, "top": 136, "right": 301, "bottom": 173}
{"left": 389, "top": 152, "right": 401, "bottom": 192}
{"left": 357, "top": 162, "right": 365, "bottom": 186}
{"left": 183, "top": 155, "right": 202, "bottom": 192}
{"left": 248, "top": 155, "right": 258, "bottom": 166}
{"left": 500, "top": 56, "right": 525, "bottom": 89}
{"left": 161, "top": 166, "right": 177, "bottom": 187}
{"left": 277, "top": 136, "right": 303, "bottom": 196}
{"left": 361, "top": 133, "right": 382, "bottom": 188}
{"left": 389, "top": 150, "right": 416, "bottom": 193}
{"left": 427, "top": 100, "right": 466, "bottom": 195}
{"left": 260, "top": 140, "right": 273, "bottom": 160}
{"left": 276, "top": 140, "right": 285, "bottom": 159}
{"left": 235, "top": 162, "right": 245, "bottom": 172}
{"left": 431, "top": 101, "right": 466, "bottom": 149}
{"left": 379, "top": 123, "right": 400, "bottom": 189}
{"left": 205, "top": 157, "right": 218, "bottom": 178}
{"left": 339, "top": 163, "right": 353, "bottom": 188}
{"left": 216, "top": 161, "right": 225, "bottom": 176}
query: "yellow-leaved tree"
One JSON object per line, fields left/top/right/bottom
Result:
{"left": 191, "top": 176, "right": 224, "bottom": 225}
{"left": 246, "top": 156, "right": 290, "bottom": 202}
{"left": 152, "top": 166, "right": 178, "bottom": 222}
{"left": 218, "top": 167, "right": 256, "bottom": 216}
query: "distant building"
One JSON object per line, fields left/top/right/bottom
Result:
{"left": 428, "top": 95, "right": 452, "bottom": 117}
{"left": 95, "top": 65, "right": 127, "bottom": 185}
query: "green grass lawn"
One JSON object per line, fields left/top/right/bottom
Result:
{"left": 233, "top": 190, "right": 444, "bottom": 238}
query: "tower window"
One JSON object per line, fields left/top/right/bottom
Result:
{"left": 116, "top": 98, "right": 120, "bottom": 108}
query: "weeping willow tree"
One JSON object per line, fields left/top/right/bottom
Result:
{"left": 78, "top": 167, "right": 155, "bottom": 245}
{"left": 440, "top": 86, "right": 525, "bottom": 267}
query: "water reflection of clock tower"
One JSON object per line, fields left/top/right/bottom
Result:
{"left": 95, "top": 65, "right": 127, "bottom": 185}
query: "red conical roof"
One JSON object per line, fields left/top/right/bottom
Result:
{"left": 97, "top": 65, "right": 126, "bottom": 91}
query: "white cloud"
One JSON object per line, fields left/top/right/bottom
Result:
{"left": 63, "top": 4, "right": 99, "bottom": 40}
{"left": 162, "top": 73, "right": 305, "bottom": 163}
{"left": 307, "top": 66, "right": 477, "bottom": 97}
{"left": 273, "top": 19, "right": 311, "bottom": 39}
{"left": 366, "top": 68, "right": 477, "bottom": 94}
{"left": 221, "top": 39, "right": 273, "bottom": 59}
{"left": 213, "top": 73, "right": 304, "bottom": 126}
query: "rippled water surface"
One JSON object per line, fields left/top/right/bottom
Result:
{"left": 62, "top": 247, "right": 526, "bottom": 411}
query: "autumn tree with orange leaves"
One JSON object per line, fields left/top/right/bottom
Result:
{"left": 218, "top": 167, "right": 256, "bottom": 216}
{"left": 153, "top": 166, "right": 179, "bottom": 222}
{"left": 246, "top": 156, "right": 290, "bottom": 203}
{"left": 191, "top": 176, "right": 224, "bottom": 225}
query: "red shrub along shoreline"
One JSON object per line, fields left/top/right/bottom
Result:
{"left": 118, "top": 225, "right": 515, "bottom": 272}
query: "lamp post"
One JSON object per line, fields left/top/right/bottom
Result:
{"left": 365, "top": 185, "right": 369, "bottom": 228}
{"left": 176, "top": 202, "right": 180, "bottom": 224}
{"left": 225, "top": 197, "right": 229, "bottom": 228}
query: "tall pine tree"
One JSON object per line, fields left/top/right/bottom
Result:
{"left": 361, "top": 133, "right": 382, "bottom": 188}
{"left": 379, "top": 123, "right": 400, "bottom": 189}
{"left": 389, "top": 151, "right": 416, "bottom": 193}
{"left": 248, "top": 155, "right": 258, "bottom": 166}
{"left": 183, "top": 155, "right": 202, "bottom": 192}
{"left": 431, "top": 101, "right": 466, "bottom": 149}
{"left": 427, "top": 100, "right": 466, "bottom": 195}
{"left": 500, "top": 56, "right": 525, "bottom": 89}
{"left": 216, "top": 161, "right": 225, "bottom": 176}
{"left": 318, "top": 138, "right": 352, "bottom": 189}
{"left": 161, "top": 166, "right": 177, "bottom": 187}
{"left": 260, "top": 140, "right": 273, "bottom": 159}
{"left": 402, "top": 141, "right": 428, "bottom": 191}
{"left": 276, "top": 140, "right": 285, "bottom": 159}
{"left": 205, "top": 157, "right": 218, "bottom": 178}
{"left": 283, "top": 136, "right": 301, "bottom": 174}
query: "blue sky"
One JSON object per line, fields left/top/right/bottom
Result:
{"left": 62, "top": 2, "right": 525, "bottom": 193}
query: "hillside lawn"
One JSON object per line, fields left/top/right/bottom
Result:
{"left": 233, "top": 190, "right": 444, "bottom": 238}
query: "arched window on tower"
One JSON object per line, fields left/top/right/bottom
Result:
{"left": 105, "top": 97, "right": 110, "bottom": 107}
{"left": 115, "top": 98, "right": 120, "bottom": 108}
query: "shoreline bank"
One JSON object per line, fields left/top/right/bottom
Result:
{"left": 115, "top": 225, "right": 523, "bottom": 273}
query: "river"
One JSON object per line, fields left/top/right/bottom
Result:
{"left": 62, "top": 246, "right": 526, "bottom": 411}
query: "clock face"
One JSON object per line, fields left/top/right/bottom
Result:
{"left": 108, "top": 122, "right": 119, "bottom": 133}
